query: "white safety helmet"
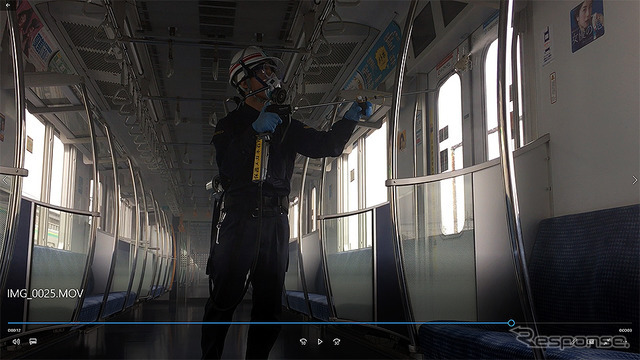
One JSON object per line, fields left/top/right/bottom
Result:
{"left": 228, "top": 46, "right": 284, "bottom": 92}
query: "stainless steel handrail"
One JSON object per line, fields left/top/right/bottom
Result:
{"left": 297, "top": 158, "right": 314, "bottom": 316}
{"left": 71, "top": 82, "right": 100, "bottom": 323}
{"left": 123, "top": 158, "right": 140, "bottom": 311}
{"left": 497, "top": 0, "right": 544, "bottom": 358}
{"left": 134, "top": 171, "right": 150, "bottom": 301}
{"left": 1, "top": 0, "right": 27, "bottom": 325}
{"left": 24, "top": 197, "right": 99, "bottom": 217}
{"left": 385, "top": 134, "right": 549, "bottom": 187}
{"left": 318, "top": 99, "right": 341, "bottom": 320}
{"left": 387, "top": 0, "right": 419, "bottom": 348}
{"left": 98, "top": 122, "right": 120, "bottom": 320}
{"left": 318, "top": 203, "right": 383, "bottom": 220}
{"left": 0, "top": 166, "right": 28, "bottom": 176}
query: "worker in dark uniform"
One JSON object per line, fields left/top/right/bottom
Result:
{"left": 201, "top": 46, "right": 372, "bottom": 359}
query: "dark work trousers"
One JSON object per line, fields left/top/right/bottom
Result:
{"left": 201, "top": 203, "right": 289, "bottom": 359}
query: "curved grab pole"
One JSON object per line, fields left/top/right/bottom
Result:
{"left": 134, "top": 172, "right": 150, "bottom": 301}
{"left": 123, "top": 158, "right": 140, "bottom": 311}
{"left": 72, "top": 82, "right": 101, "bottom": 322}
{"left": 387, "top": 0, "right": 419, "bottom": 347}
{"left": 496, "top": 1, "right": 545, "bottom": 359}
{"left": 0, "top": 1, "right": 27, "bottom": 302}
{"left": 297, "top": 158, "right": 314, "bottom": 316}
{"left": 97, "top": 122, "right": 120, "bottom": 319}
{"left": 318, "top": 100, "right": 341, "bottom": 319}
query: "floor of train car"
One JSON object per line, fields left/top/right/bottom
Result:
{"left": 12, "top": 282, "right": 409, "bottom": 360}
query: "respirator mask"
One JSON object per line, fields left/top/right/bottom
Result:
{"left": 252, "top": 62, "right": 287, "bottom": 104}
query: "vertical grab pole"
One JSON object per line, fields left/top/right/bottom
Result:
{"left": 388, "top": 0, "right": 419, "bottom": 348}
{"left": 123, "top": 158, "right": 139, "bottom": 311}
{"left": 0, "top": 0, "right": 27, "bottom": 298}
{"left": 72, "top": 82, "right": 100, "bottom": 322}
{"left": 98, "top": 123, "right": 120, "bottom": 319}
{"left": 318, "top": 101, "right": 341, "bottom": 319}
{"left": 297, "top": 157, "right": 313, "bottom": 316}
{"left": 497, "top": 1, "right": 545, "bottom": 359}
{"left": 135, "top": 173, "right": 150, "bottom": 301}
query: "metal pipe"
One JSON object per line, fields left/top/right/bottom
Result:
{"left": 297, "top": 158, "right": 314, "bottom": 316}
{"left": 318, "top": 100, "right": 341, "bottom": 319}
{"left": 143, "top": 95, "right": 223, "bottom": 102}
{"left": 292, "top": 88, "right": 438, "bottom": 112}
{"left": 0, "top": 0, "right": 27, "bottom": 313}
{"left": 151, "top": 199, "right": 164, "bottom": 297}
{"left": 72, "top": 82, "right": 101, "bottom": 323}
{"left": 97, "top": 122, "right": 121, "bottom": 319}
{"left": 160, "top": 211, "right": 171, "bottom": 293}
{"left": 511, "top": 24, "right": 522, "bottom": 149}
{"left": 496, "top": 1, "right": 545, "bottom": 359}
{"left": 0, "top": 166, "right": 28, "bottom": 176}
{"left": 387, "top": 0, "right": 419, "bottom": 348}
{"left": 123, "top": 158, "right": 140, "bottom": 311}
{"left": 135, "top": 172, "right": 150, "bottom": 302}
{"left": 119, "top": 35, "right": 308, "bottom": 54}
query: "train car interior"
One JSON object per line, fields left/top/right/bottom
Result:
{"left": 0, "top": 0, "right": 638, "bottom": 359}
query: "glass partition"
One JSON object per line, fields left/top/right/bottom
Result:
{"left": 396, "top": 174, "right": 477, "bottom": 324}
{"left": 388, "top": 135, "right": 551, "bottom": 329}
{"left": 322, "top": 210, "right": 373, "bottom": 321}
{"left": 27, "top": 204, "right": 92, "bottom": 330}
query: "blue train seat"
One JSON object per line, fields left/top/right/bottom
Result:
{"left": 418, "top": 204, "right": 640, "bottom": 359}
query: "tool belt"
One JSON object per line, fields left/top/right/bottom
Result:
{"left": 223, "top": 194, "right": 289, "bottom": 216}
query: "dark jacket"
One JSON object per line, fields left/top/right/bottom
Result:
{"left": 212, "top": 103, "right": 356, "bottom": 198}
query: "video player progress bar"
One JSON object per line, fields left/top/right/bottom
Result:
{"left": 9, "top": 321, "right": 515, "bottom": 326}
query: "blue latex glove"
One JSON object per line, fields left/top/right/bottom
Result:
{"left": 252, "top": 104, "right": 282, "bottom": 133}
{"left": 344, "top": 101, "right": 373, "bottom": 121}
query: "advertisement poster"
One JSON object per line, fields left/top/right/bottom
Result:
{"left": 17, "top": 0, "right": 58, "bottom": 71}
{"left": 344, "top": 21, "right": 402, "bottom": 91}
{"left": 570, "top": 0, "right": 605, "bottom": 53}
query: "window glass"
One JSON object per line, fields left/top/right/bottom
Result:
{"left": 22, "top": 112, "right": 45, "bottom": 200}
{"left": 485, "top": 37, "right": 524, "bottom": 160}
{"left": 290, "top": 200, "right": 299, "bottom": 239}
{"left": 344, "top": 145, "right": 359, "bottom": 250}
{"left": 437, "top": 74, "right": 464, "bottom": 235}
{"left": 49, "top": 135, "right": 64, "bottom": 206}
{"left": 365, "top": 122, "right": 388, "bottom": 207}
{"left": 310, "top": 187, "right": 316, "bottom": 232}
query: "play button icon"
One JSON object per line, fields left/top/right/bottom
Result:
{"left": 317, "top": 339, "right": 323, "bottom": 345}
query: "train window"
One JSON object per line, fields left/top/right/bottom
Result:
{"left": 22, "top": 111, "right": 46, "bottom": 200}
{"left": 365, "top": 121, "right": 388, "bottom": 207}
{"left": 49, "top": 134, "right": 64, "bottom": 207}
{"left": 344, "top": 143, "right": 359, "bottom": 250}
{"left": 484, "top": 37, "right": 524, "bottom": 160}
{"left": 290, "top": 198, "right": 299, "bottom": 240}
{"left": 437, "top": 74, "right": 465, "bottom": 235}
{"left": 310, "top": 187, "right": 316, "bottom": 232}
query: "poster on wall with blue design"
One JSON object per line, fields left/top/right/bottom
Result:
{"left": 570, "top": 0, "right": 605, "bottom": 53}
{"left": 344, "top": 21, "right": 402, "bottom": 90}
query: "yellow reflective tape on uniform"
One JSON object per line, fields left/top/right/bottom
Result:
{"left": 214, "top": 130, "right": 224, "bottom": 136}
{"left": 252, "top": 138, "right": 263, "bottom": 181}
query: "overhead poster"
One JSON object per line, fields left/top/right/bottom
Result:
{"left": 570, "top": 0, "right": 605, "bottom": 53}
